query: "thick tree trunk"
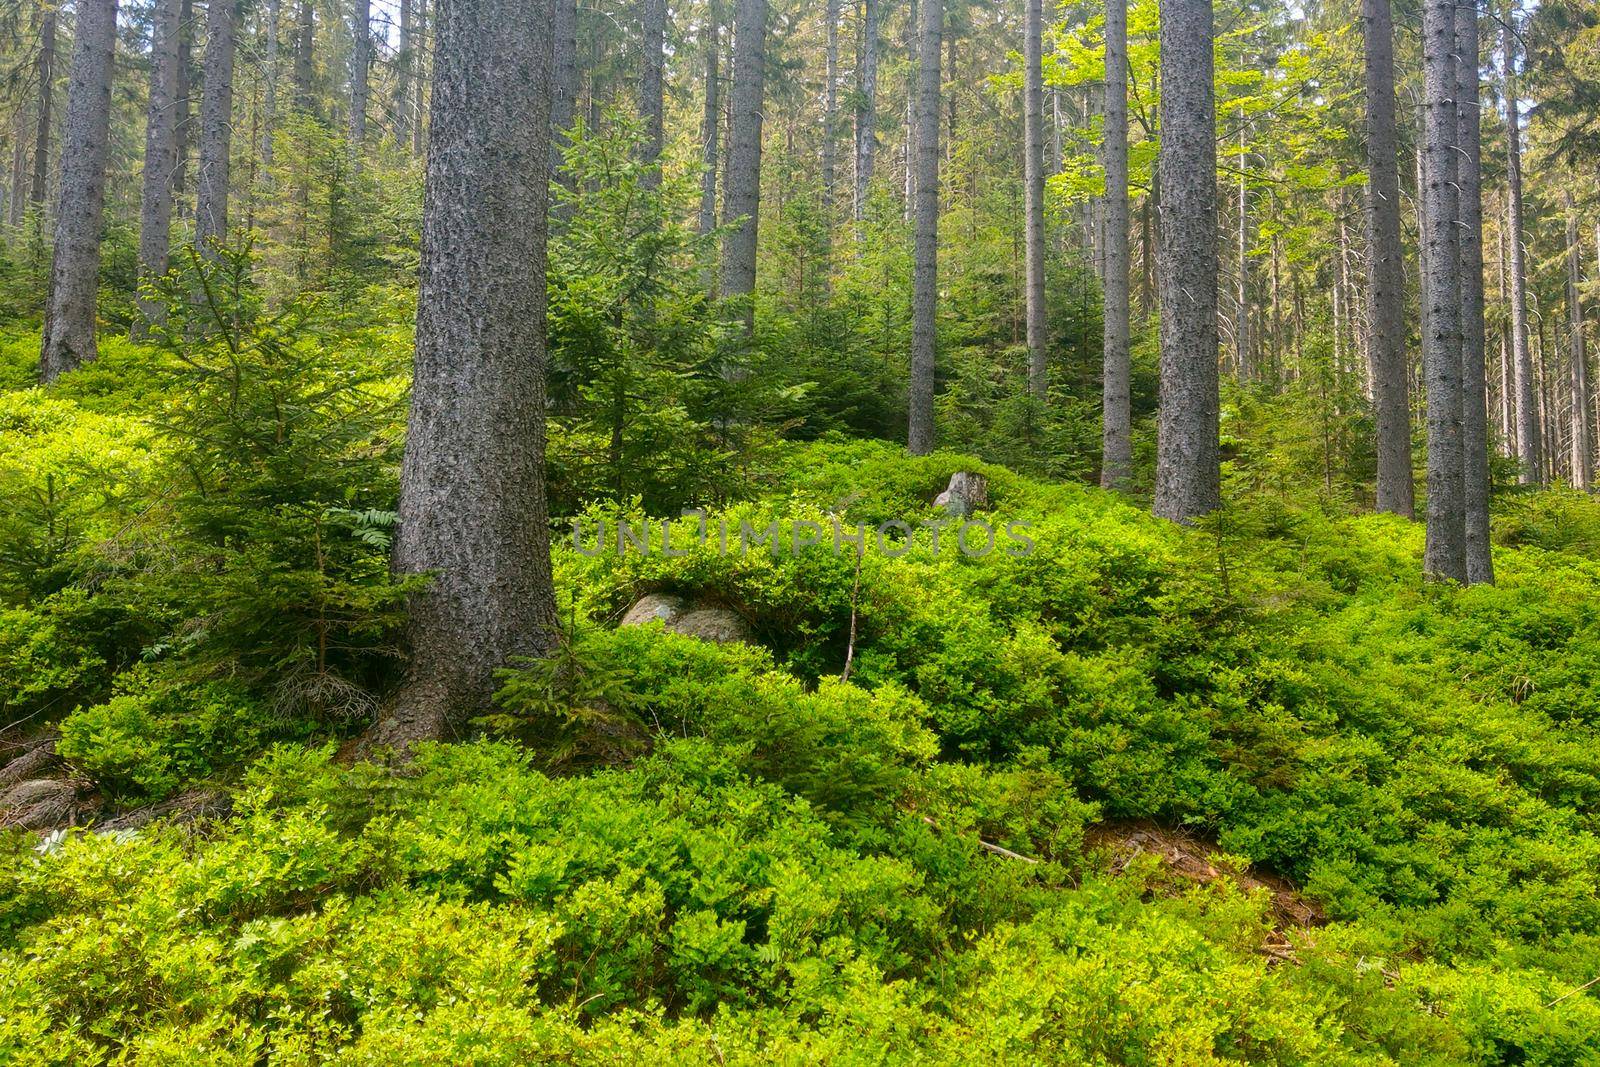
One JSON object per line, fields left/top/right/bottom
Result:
{"left": 550, "top": 0, "right": 576, "bottom": 197}
{"left": 1420, "top": 0, "right": 1465, "bottom": 582}
{"left": 1361, "top": 0, "right": 1412, "bottom": 516}
{"left": 349, "top": 0, "right": 371, "bottom": 152}
{"left": 195, "top": 0, "right": 238, "bottom": 250}
{"left": 852, "top": 0, "right": 877, "bottom": 223}
{"left": 906, "top": 0, "right": 940, "bottom": 455}
{"left": 293, "top": 0, "right": 314, "bottom": 112}
{"left": 1100, "top": 0, "right": 1131, "bottom": 489}
{"left": 1152, "top": 0, "right": 1219, "bottom": 523}
{"left": 39, "top": 0, "right": 118, "bottom": 382}
{"left": 1457, "top": 0, "right": 1492, "bottom": 582}
{"left": 138, "top": 0, "right": 183, "bottom": 331}
{"left": 261, "top": 0, "right": 279, "bottom": 175}
{"left": 1502, "top": 12, "right": 1540, "bottom": 483}
{"left": 29, "top": 8, "right": 55, "bottom": 213}
{"left": 639, "top": 0, "right": 666, "bottom": 185}
{"left": 1023, "top": 0, "right": 1047, "bottom": 401}
{"left": 378, "top": 0, "right": 559, "bottom": 749}
{"left": 1566, "top": 190, "right": 1593, "bottom": 491}
{"left": 719, "top": 0, "right": 767, "bottom": 329}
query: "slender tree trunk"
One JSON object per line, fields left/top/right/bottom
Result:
{"left": 39, "top": 0, "right": 118, "bottom": 382}
{"left": 1100, "top": 0, "right": 1131, "bottom": 489}
{"left": 1023, "top": 0, "right": 1047, "bottom": 402}
{"left": 349, "top": 0, "right": 371, "bottom": 153}
{"left": 639, "top": 0, "right": 666, "bottom": 184}
{"left": 906, "top": 0, "right": 941, "bottom": 455}
{"left": 550, "top": 0, "right": 576, "bottom": 198}
{"left": 821, "top": 0, "right": 839, "bottom": 246}
{"left": 853, "top": 0, "right": 878, "bottom": 224}
{"left": 378, "top": 0, "right": 559, "bottom": 749}
{"left": 175, "top": 0, "right": 193, "bottom": 206}
{"left": 1152, "top": 0, "right": 1219, "bottom": 522}
{"left": 7, "top": 109, "right": 25, "bottom": 227}
{"left": 1457, "top": 0, "right": 1492, "bottom": 582}
{"left": 1363, "top": 0, "right": 1413, "bottom": 516}
{"left": 138, "top": 0, "right": 183, "bottom": 331}
{"left": 1502, "top": 10, "right": 1540, "bottom": 483}
{"left": 29, "top": 8, "right": 56, "bottom": 214}
{"left": 195, "top": 0, "right": 237, "bottom": 250}
{"left": 719, "top": 0, "right": 767, "bottom": 330}
{"left": 1236, "top": 108, "right": 1251, "bottom": 380}
{"left": 397, "top": 0, "right": 414, "bottom": 148}
{"left": 698, "top": 17, "right": 720, "bottom": 239}
{"left": 903, "top": 0, "right": 915, "bottom": 219}
{"left": 1421, "top": 0, "right": 1465, "bottom": 581}
{"left": 1565, "top": 190, "right": 1593, "bottom": 490}
{"left": 261, "top": 0, "right": 279, "bottom": 178}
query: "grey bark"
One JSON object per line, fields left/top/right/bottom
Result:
{"left": 906, "top": 0, "right": 940, "bottom": 455}
{"left": 639, "top": 0, "right": 666, "bottom": 184}
{"left": 7, "top": 108, "right": 24, "bottom": 227}
{"left": 1457, "top": 0, "right": 1492, "bottom": 582}
{"left": 852, "top": 0, "right": 877, "bottom": 223}
{"left": 698, "top": 15, "right": 720, "bottom": 238}
{"left": 39, "top": 0, "right": 118, "bottom": 382}
{"left": 1100, "top": 0, "right": 1131, "bottom": 489}
{"left": 175, "top": 0, "right": 192, "bottom": 203}
{"left": 1502, "top": 10, "right": 1540, "bottom": 483}
{"left": 379, "top": 0, "right": 559, "bottom": 748}
{"left": 293, "top": 0, "right": 314, "bottom": 112}
{"left": 1566, "top": 190, "right": 1593, "bottom": 490}
{"left": 138, "top": 0, "right": 183, "bottom": 330}
{"left": 821, "top": 0, "right": 839, "bottom": 255}
{"left": 903, "top": 0, "right": 915, "bottom": 219}
{"left": 1420, "top": 0, "right": 1465, "bottom": 582}
{"left": 195, "top": 0, "right": 238, "bottom": 251}
{"left": 719, "top": 0, "right": 767, "bottom": 329}
{"left": 1362, "top": 0, "right": 1413, "bottom": 517}
{"left": 349, "top": 0, "right": 371, "bottom": 152}
{"left": 1152, "top": 0, "right": 1219, "bottom": 523}
{"left": 29, "top": 7, "right": 55, "bottom": 212}
{"left": 261, "top": 0, "right": 279, "bottom": 175}
{"left": 550, "top": 0, "right": 576, "bottom": 194}
{"left": 397, "top": 0, "right": 414, "bottom": 147}
{"left": 1023, "top": 0, "right": 1047, "bottom": 401}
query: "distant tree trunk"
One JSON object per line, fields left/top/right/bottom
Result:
{"left": 411, "top": 1, "right": 428, "bottom": 156}
{"left": 138, "top": 0, "right": 183, "bottom": 331}
{"left": 29, "top": 7, "right": 55, "bottom": 213}
{"left": 261, "top": 0, "right": 279, "bottom": 175}
{"left": 719, "top": 0, "right": 767, "bottom": 330}
{"left": 1362, "top": 0, "right": 1413, "bottom": 517}
{"left": 1566, "top": 190, "right": 1594, "bottom": 491}
{"left": 1152, "top": 0, "right": 1219, "bottom": 523}
{"left": 7, "top": 109, "right": 25, "bottom": 227}
{"left": 903, "top": 0, "right": 915, "bottom": 220}
{"left": 39, "top": 0, "right": 118, "bottom": 382}
{"left": 378, "top": 0, "right": 559, "bottom": 749}
{"left": 698, "top": 15, "right": 720, "bottom": 241}
{"left": 1023, "top": 0, "right": 1047, "bottom": 402}
{"left": 1457, "top": 0, "right": 1492, "bottom": 582}
{"left": 550, "top": 0, "right": 576, "bottom": 197}
{"left": 1421, "top": 0, "right": 1465, "bottom": 582}
{"left": 1101, "top": 0, "right": 1131, "bottom": 489}
{"left": 396, "top": 0, "right": 414, "bottom": 148}
{"left": 906, "top": 0, "right": 940, "bottom": 455}
{"left": 175, "top": 0, "right": 193, "bottom": 205}
{"left": 1502, "top": 10, "right": 1540, "bottom": 484}
{"left": 639, "top": 0, "right": 666, "bottom": 185}
{"left": 820, "top": 0, "right": 838, "bottom": 270}
{"left": 293, "top": 0, "right": 314, "bottom": 112}
{"left": 349, "top": 0, "right": 371, "bottom": 152}
{"left": 195, "top": 0, "right": 238, "bottom": 250}
{"left": 852, "top": 0, "right": 877, "bottom": 223}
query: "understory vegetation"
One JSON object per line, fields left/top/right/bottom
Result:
{"left": 2, "top": 295, "right": 1599, "bottom": 1062}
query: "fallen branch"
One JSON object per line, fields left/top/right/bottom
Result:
{"left": 921, "top": 815, "right": 1039, "bottom": 864}
{"left": 1545, "top": 974, "right": 1600, "bottom": 1009}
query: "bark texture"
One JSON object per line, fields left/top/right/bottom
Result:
{"left": 138, "top": 0, "right": 184, "bottom": 329}
{"left": 1361, "top": 0, "right": 1412, "bottom": 516}
{"left": 1022, "top": 0, "right": 1047, "bottom": 401}
{"left": 29, "top": 7, "right": 55, "bottom": 212}
{"left": 195, "top": 0, "right": 237, "bottom": 250}
{"left": 906, "top": 0, "right": 941, "bottom": 456}
{"left": 349, "top": 0, "right": 371, "bottom": 152}
{"left": 1566, "top": 191, "right": 1593, "bottom": 491}
{"left": 1152, "top": 0, "right": 1219, "bottom": 523}
{"left": 379, "top": 0, "right": 559, "bottom": 748}
{"left": 1457, "top": 0, "right": 1492, "bottom": 583}
{"left": 639, "top": 0, "right": 666, "bottom": 183}
{"left": 1502, "top": 12, "right": 1540, "bottom": 483}
{"left": 852, "top": 0, "right": 877, "bottom": 223}
{"left": 39, "top": 0, "right": 118, "bottom": 382}
{"left": 1100, "top": 0, "right": 1131, "bottom": 490}
{"left": 293, "top": 0, "right": 314, "bottom": 112}
{"left": 719, "top": 0, "right": 767, "bottom": 328}
{"left": 1421, "top": 0, "right": 1465, "bottom": 582}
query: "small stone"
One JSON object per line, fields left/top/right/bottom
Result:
{"left": 619, "top": 593, "right": 693, "bottom": 628}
